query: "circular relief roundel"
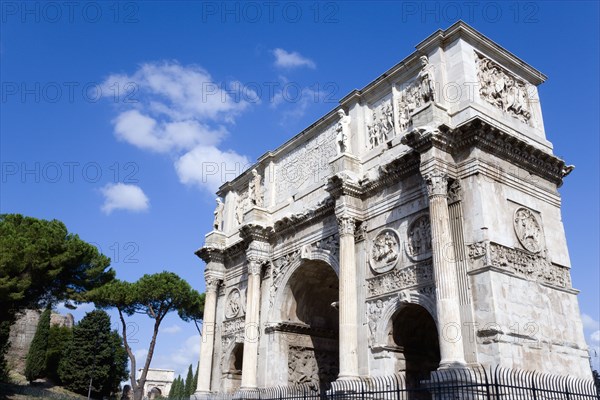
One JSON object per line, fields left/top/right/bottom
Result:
{"left": 513, "top": 207, "right": 542, "bottom": 253}
{"left": 405, "top": 214, "right": 433, "bottom": 262}
{"left": 225, "top": 288, "right": 241, "bottom": 319}
{"left": 369, "top": 229, "right": 401, "bottom": 274}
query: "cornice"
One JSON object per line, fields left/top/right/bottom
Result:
{"left": 359, "top": 152, "right": 421, "bottom": 194}
{"left": 452, "top": 119, "right": 567, "bottom": 187}
{"left": 239, "top": 223, "right": 274, "bottom": 244}
{"left": 401, "top": 118, "right": 568, "bottom": 187}
{"left": 273, "top": 197, "right": 335, "bottom": 236}
{"left": 325, "top": 172, "right": 364, "bottom": 199}
{"left": 195, "top": 246, "right": 225, "bottom": 264}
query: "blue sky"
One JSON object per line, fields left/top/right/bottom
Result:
{"left": 1, "top": 1, "right": 598, "bottom": 378}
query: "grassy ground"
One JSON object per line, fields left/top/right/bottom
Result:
{"left": 0, "top": 372, "right": 87, "bottom": 400}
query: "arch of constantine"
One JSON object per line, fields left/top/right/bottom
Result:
{"left": 194, "top": 22, "right": 591, "bottom": 396}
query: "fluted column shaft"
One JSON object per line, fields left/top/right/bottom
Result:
{"left": 426, "top": 172, "right": 467, "bottom": 368}
{"left": 240, "top": 259, "right": 262, "bottom": 390}
{"left": 337, "top": 215, "right": 359, "bottom": 379}
{"left": 196, "top": 277, "right": 221, "bottom": 394}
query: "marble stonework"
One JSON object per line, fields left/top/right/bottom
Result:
{"left": 193, "top": 22, "right": 590, "bottom": 396}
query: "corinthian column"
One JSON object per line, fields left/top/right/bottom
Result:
{"left": 425, "top": 171, "right": 467, "bottom": 368}
{"left": 195, "top": 275, "right": 221, "bottom": 396}
{"left": 240, "top": 257, "right": 263, "bottom": 390}
{"left": 337, "top": 215, "right": 359, "bottom": 379}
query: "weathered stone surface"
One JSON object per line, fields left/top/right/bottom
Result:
{"left": 7, "top": 309, "right": 74, "bottom": 374}
{"left": 193, "top": 22, "right": 591, "bottom": 394}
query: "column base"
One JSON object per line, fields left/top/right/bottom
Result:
{"left": 191, "top": 391, "right": 211, "bottom": 400}
{"left": 336, "top": 374, "right": 360, "bottom": 381}
{"left": 424, "top": 367, "right": 485, "bottom": 400}
{"left": 237, "top": 388, "right": 260, "bottom": 399}
{"left": 437, "top": 359, "right": 468, "bottom": 370}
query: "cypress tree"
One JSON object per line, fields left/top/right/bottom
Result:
{"left": 24, "top": 308, "right": 51, "bottom": 382}
{"left": 173, "top": 375, "right": 183, "bottom": 399}
{"left": 45, "top": 325, "right": 73, "bottom": 384}
{"left": 58, "top": 310, "right": 128, "bottom": 398}
{"left": 192, "top": 362, "right": 199, "bottom": 395}
{"left": 184, "top": 364, "right": 194, "bottom": 396}
{"left": 167, "top": 377, "right": 177, "bottom": 398}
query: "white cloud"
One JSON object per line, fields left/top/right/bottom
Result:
{"left": 591, "top": 330, "right": 600, "bottom": 343}
{"left": 152, "top": 335, "right": 201, "bottom": 378}
{"left": 102, "top": 61, "right": 253, "bottom": 193}
{"left": 273, "top": 48, "right": 316, "bottom": 69}
{"left": 113, "top": 110, "right": 225, "bottom": 153}
{"left": 100, "top": 183, "right": 150, "bottom": 215}
{"left": 162, "top": 324, "right": 182, "bottom": 334}
{"left": 175, "top": 146, "right": 251, "bottom": 193}
{"left": 581, "top": 313, "right": 600, "bottom": 330}
{"left": 269, "top": 77, "right": 331, "bottom": 123}
{"left": 134, "top": 348, "right": 149, "bottom": 365}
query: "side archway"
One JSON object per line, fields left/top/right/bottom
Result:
{"left": 376, "top": 291, "right": 440, "bottom": 385}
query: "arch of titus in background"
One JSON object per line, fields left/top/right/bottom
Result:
{"left": 194, "top": 22, "right": 591, "bottom": 396}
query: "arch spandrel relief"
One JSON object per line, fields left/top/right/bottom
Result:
{"left": 369, "top": 229, "right": 401, "bottom": 274}
{"left": 513, "top": 207, "right": 543, "bottom": 254}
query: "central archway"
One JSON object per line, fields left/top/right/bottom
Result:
{"left": 279, "top": 260, "right": 339, "bottom": 388}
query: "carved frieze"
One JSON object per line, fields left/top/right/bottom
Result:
{"left": 366, "top": 56, "right": 435, "bottom": 150}
{"left": 275, "top": 125, "right": 337, "bottom": 203}
{"left": 235, "top": 190, "right": 248, "bottom": 225}
{"left": 369, "top": 229, "right": 400, "bottom": 274}
{"left": 288, "top": 346, "right": 337, "bottom": 386}
{"left": 513, "top": 207, "right": 543, "bottom": 253}
{"left": 467, "top": 241, "right": 571, "bottom": 288}
{"left": 367, "top": 100, "right": 395, "bottom": 149}
{"left": 367, "top": 263, "right": 434, "bottom": 297}
{"left": 270, "top": 250, "right": 300, "bottom": 309}
{"left": 288, "top": 346, "right": 318, "bottom": 385}
{"left": 406, "top": 215, "right": 433, "bottom": 262}
{"left": 222, "top": 316, "right": 245, "bottom": 337}
{"left": 225, "top": 288, "right": 242, "bottom": 319}
{"left": 476, "top": 53, "right": 531, "bottom": 124}
{"left": 366, "top": 297, "right": 393, "bottom": 345}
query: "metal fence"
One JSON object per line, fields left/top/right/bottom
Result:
{"left": 207, "top": 366, "right": 600, "bottom": 400}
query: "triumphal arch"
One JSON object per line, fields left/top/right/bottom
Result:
{"left": 194, "top": 22, "right": 591, "bottom": 396}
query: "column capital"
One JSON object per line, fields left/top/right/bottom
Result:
{"left": 424, "top": 170, "right": 449, "bottom": 198}
{"left": 247, "top": 256, "right": 268, "bottom": 276}
{"left": 337, "top": 215, "right": 356, "bottom": 236}
{"left": 204, "top": 274, "right": 222, "bottom": 293}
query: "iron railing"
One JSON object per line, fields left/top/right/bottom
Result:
{"left": 204, "top": 366, "right": 600, "bottom": 400}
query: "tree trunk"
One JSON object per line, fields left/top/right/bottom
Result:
{"left": 119, "top": 310, "right": 139, "bottom": 400}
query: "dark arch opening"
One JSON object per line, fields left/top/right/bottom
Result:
{"left": 282, "top": 261, "right": 339, "bottom": 388}
{"left": 230, "top": 343, "right": 244, "bottom": 373}
{"left": 391, "top": 303, "right": 440, "bottom": 386}
{"left": 148, "top": 387, "right": 161, "bottom": 400}
{"left": 223, "top": 342, "right": 243, "bottom": 393}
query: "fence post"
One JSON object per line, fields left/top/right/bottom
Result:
{"left": 565, "top": 383, "right": 570, "bottom": 400}
{"left": 532, "top": 380, "right": 537, "bottom": 400}
{"left": 361, "top": 380, "right": 365, "bottom": 400}
{"left": 483, "top": 369, "right": 491, "bottom": 400}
